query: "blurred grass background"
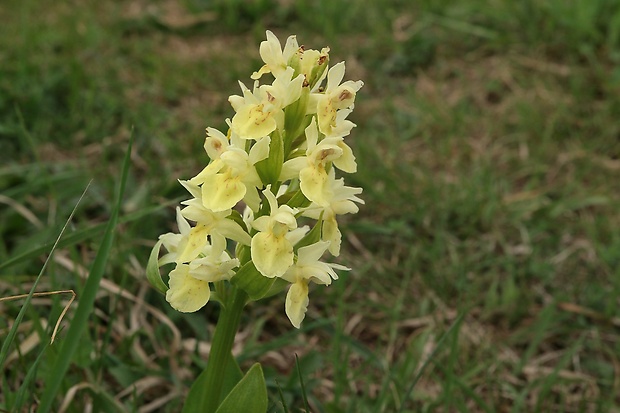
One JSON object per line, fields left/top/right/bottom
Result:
{"left": 1, "top": 0, "right": 620, "bottom": 411}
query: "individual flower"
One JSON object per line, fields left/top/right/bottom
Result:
{"left": 281, "top": 241, "right": 349, "bottom": 328}
{"left": 166, "top": 263, "right": 210, "bottom": 313}
{"left": 251, "top": 186, "right": 307, "bottom": 278}
{"left": 158, "top": 207, "right": 192, "bottom": 266}
{"left": 177, "top": 180, "right": 252, "bottom": 262}
{"left": 312, "top": 62, "right": 363, "bottom": 136}
{"left": 251, "top": 30, "right": 299, "bottom": 80}
{"left": 190, "top": 127, "right": 270, "bottom": 212}
{"left": 289, "top": 45, "right": 330, "bottom": 89}
{"left": 259, "top": 67, "right": 305, "bottom": 111}
{"left": 280, "top": 118, "right": 356, "bottom": 206}
{"left": 230, "top": 67, "right": 304, "bottom": 140}
{"left": 230, "top": 89, "right": 279, "bottom": 140}
{"left": 166, "top": 246, "right": 239, "bottom": 312}
{"left": 323, "top": 108, "right": 357, "bottom": 139}
{"left": 302, "top": 170, "right": 364, "bottom": 256}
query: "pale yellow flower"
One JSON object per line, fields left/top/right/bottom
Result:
{"left": 281, "top": 241, "right": 349, "bottom": 327}
{"left": 251, "top": 30, "right": 299, "bottom": 80}
{"left": 177, "top": 180, "right": 251, "bottom": 262}
{"left": 302, "top": 171, "right": 364, "bottom": 256}
{"left": 250, "top": 186, "right": 307, "bottom": 278}
{"left": 259, "top": 67, "right": 304, "bottom": 111}
{"left": 280, "top": 118, "right": 356, "bottom": 206}
{"left": 191, "top": 129, "right": 270, "bottom": 212}
{"left": 202, "top": 126, "right": 252, "bottom": 163}
{"left": 313, "top": 62, "right": 363, "bottom": 136}
{"left": 158, "top": 207, "right": 192, "bottom": 266}
{"left": 230, "top": 103, "right": 278, "bottom": 141}
{"left": 166, "top": 263, "right": 211, "bottom": 313}
{"left": 294, "top": 47, "right": 330, "bottom": 89}
{"left": 324, "top": 108, "right": 357, "bottom": 139}
{"left": 231, "top": 67, "right": 303, "bottom": 140}
{"left": 166, "top": 247, "right": 239, "bottom": 313}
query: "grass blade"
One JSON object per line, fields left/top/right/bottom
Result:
{"left": 397, "top": 312, "right": 465, "bottom": 413}
{"left": 0, "top": 183, "right": 91, "bottom": 371}
{"left": 274, "top": 379, "right": 290, "bottom": 413}
{"left": 37, "top": 135, "right": 134, "bottom": 412}
{"left": 295, "top": 354, "right": 310, "bottom": 413}
{"left": 14, "top": 342, "right": 49, "bottom": 411}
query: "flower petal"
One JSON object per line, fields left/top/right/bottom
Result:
{"left": 248, "top": 135, "right": 271, "bottom": 164}
{"left": 280, "top": 157, "right": 307, "bottom": 181}
{"left": 178, "top": 225, "right": 210, "bottom": 263}
{"left": 300, "top": 165, "right": 330, "bottom": 207}
{"left": 322, "top": 218, "right": 342, "bottom": 256}
{"left": 332, "top": 141, "right": 357, "bottom": 173}
{"left": 217, "top": 218, "right": 252, "bottom": 246}
{"left": 166, "top": 264, "right": 211, "bottom": 312}
{"left": 282, "top": 34, "right": 299, "bottom": 62}
{"left": 175, "top": 206, "right": 191, "bottom": 236}
{"left": 231, "top": 103, "right": 277, "bottom": 140}
{"left": 204, "top": 127, "right": 229, "bottom": 160}
{"left": 251, "top": 232, "right": 293, "bottom": 278}
{"left": 285, "top": 280, "right": 309, "bottom": 328}
{"left": 316, "top": 96, "right": 336, "bottom": 136}
{"left": 202, "top": 172, "right": 246, "bottom": 212}
{"left": 327, "top": 62, "right": 346, "bottom": 91}
{"left": 297, "top": 240, "right": 331, "bottom": 264}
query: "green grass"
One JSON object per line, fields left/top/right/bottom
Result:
{"left": 2, "top": 0, "right": 620, "bottom": 411}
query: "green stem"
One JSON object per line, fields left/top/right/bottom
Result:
{"left": 201, "top": 286, "right": 248, "bottom": 413}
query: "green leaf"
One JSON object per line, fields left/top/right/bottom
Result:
{"left": 220, "top": 354, "right": 244, "bottom": 400}
{"left": 146, "top": 239, "right": 168, "bottom": 294}
{"left": 231, "top": 261, "right": 276, "bottom": 300}
{"left": 184, "top": 353, "right": 243, "bottom": 413}
{"left": 215, "top": 363, "right": 267, "bottom": 413}
{"left": 295, "top": 354, "right": 311, "bottom": 413}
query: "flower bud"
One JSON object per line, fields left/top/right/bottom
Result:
{"left": 288, "top": 47, "right": 330, "bottom": 90}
